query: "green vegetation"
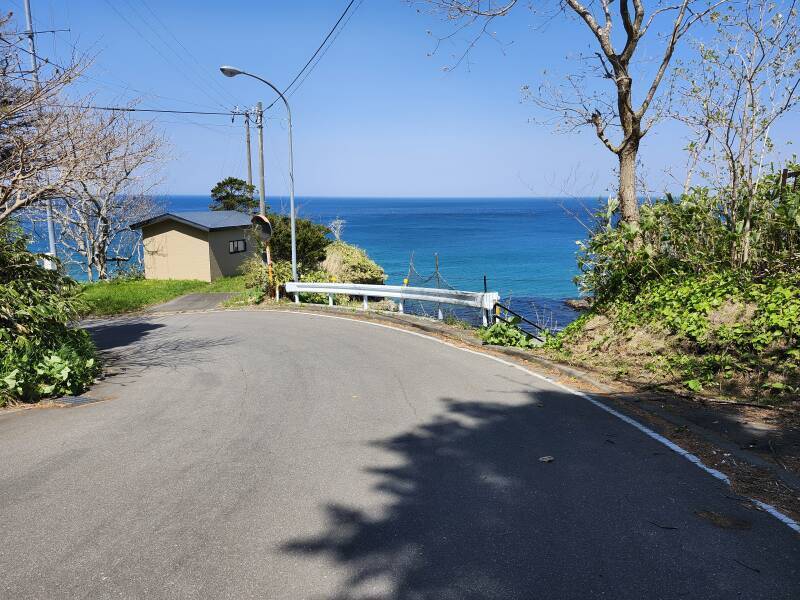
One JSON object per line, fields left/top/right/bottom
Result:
{"left": 203, "top": 275, "right": 248, "bottom": 293}
{"left": 240, "top": 225, "right": 388, "bottom": 308}
{"left": 81, "top": 278, "right": 208, "bottom": 315}
{"left": 268, "top": 213, "right": 331, "bottom": 269}
{"left": 210, "top": 176, "right": 257, "bottom": 213}
{"left": 549, "top": 168, "right": 800, "bottom": 403}
{"left": 322, "top": 241, "right": 387, "bottom": 285}
{"left": 478, "top": 318, "right": 536, "bottom": 349}
{"left": 1, "top": 223, "right": 100, "bottom": 406}
{"left": 80, "top": 276, "right": 249, "bottom": 316}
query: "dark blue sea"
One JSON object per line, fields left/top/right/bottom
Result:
{"left": 29, "top": 195, "right": 597, "bottom": 327}
{"left": 168, "top": 195, "right": 598, "bottom": 328}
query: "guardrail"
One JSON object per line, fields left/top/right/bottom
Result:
{"left": 284, "top": 282, "right": 500, "bottom": 326}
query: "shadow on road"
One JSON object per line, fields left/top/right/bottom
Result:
{"left": 281, "top": 393, "right": 800, "bottom": 600}
{"left": 85, "top": 318, "right": 236, "bottom": 373}
{"left": 87, "top": 319, "right": 166, "bottom": 352}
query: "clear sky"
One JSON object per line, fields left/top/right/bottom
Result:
{"left": 9, "top": 0, "right": 799, "bottom": 197}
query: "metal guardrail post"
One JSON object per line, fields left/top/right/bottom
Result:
{"left": 363, "top": 295, "right": 368, "bottom": 310}
{"left": 398, "top": 300, "right": 404, "bottom": 313}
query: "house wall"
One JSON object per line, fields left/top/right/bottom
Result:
{"left": 207, "top": 227, "right": 254, "bottom": 280}
{"left": 141, "top": 221, "right": 211, "bottom": 281}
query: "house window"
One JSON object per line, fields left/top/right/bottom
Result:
{"left": 229, "top": 239, "right": 246, "bottom": 254}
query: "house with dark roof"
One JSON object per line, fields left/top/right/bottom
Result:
{"left": 131, "top": 211, "right": 254, "bottom": 281}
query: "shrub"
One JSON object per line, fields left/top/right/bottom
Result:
{"left": 298, "top": 268, "right": 332, "bottom": 303}
{"left": 0, "top": 222, "right": 100, "bottom": 405}
{"left": 560, "top": 270, "right": 800, "bottom": 396}
{"left": 577, "top": 165, "right": 800, "bottom": 303}
{"left": 268, "top": 213, "right": 331, "bottom": 269}
{"left": 240, "top": 251, "right": 271, "bottom": 291}
{"left": 240, "top": 255, "right": 329, "bottom": 302}
{"left": 478, "top": 318, "right": 537, "bottom": 349}
{"left": 322, "top": 241, "right": 386, "bottom": 284}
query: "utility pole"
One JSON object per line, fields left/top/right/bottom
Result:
{"left": 23, "top": 0, "right": 58, "bottom": 269}
{"left": 256, "top": 101, "right": 266, "bottom": 217}
{"left": 244, "top": 111, "right": 253, "bottom": 187}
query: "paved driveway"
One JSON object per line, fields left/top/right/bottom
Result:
{"left": 145, "top": 292, "right": 235, "bottom": 312}
{"left": 1, "top": 310, "right": 798, "bottom": 599}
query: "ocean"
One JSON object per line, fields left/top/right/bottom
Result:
{"left": 29, "top": 195, "right": 597, "bottom": 327}
{"left": 166, "top": 195, "right": 598, "bottom": 328}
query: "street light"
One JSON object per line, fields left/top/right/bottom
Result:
{"left": 220, "top": 65, "right": 298, "bottom": 282}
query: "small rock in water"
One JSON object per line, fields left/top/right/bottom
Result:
{"left": 564, "top": 298, "right": 592, "bottom": 311}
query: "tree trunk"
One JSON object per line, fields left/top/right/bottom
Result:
{"left": 613, "top": 67, "right": 642, "bottom": 247}
{"left": 97, "top": 216, "right": 110, "bottom": 280}
{"left": 618, "top": 144, "right": 641, "bottom": 237}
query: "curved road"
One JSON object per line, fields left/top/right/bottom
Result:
{"left": 1, "top": 310, "right": 798, "bottom": 599}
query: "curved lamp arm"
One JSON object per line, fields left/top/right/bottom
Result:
{"left": 219, "top": 66, "right": 297, "bottom": 282}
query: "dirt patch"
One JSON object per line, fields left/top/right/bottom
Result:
{"left": 708, "top": 299, "right": 756, "bottom": 328}
{"left": 695, "top": 510, "right": 752, "bottom": 530}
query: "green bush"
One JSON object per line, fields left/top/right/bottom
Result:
{"left": 240, "top": 255, "right": 330, "bottom": 303}
{"left": 240, "top": 251, "right": 271, "bottom": 292}
{"left": 1, "top": 223, "right": 100, "bottom": 405}
{"left": 322, "top": 241, "right": 386, "bottom": 284}
{"left": 268, "top": 213, "right": 331, "bottom": 269}
{"left": 577, "top": 166, "right": 800, "bottom": 303}
{"left": 566, "top": 164, "right": 800, "bottom": 398}
{"left": 564, "top": 270, "right": 800, "bottom": 394}
{"left": 478, "top": 318, "right": 537, "bottom": 349}
{"left": 298, "top": 268, "right": 332, "bottom": 303}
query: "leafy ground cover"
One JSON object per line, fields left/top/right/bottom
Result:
{"left": 545, "top": 272, "right": 799, "bottom": 404}
{"left": 1, "top": 224, "right": 101, "bottom": 406}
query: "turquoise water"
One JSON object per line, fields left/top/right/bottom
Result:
{"left": 167, "top": 195, "right": 597, "bottom": 326}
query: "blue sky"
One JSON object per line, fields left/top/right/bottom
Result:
{"left": 10, "top": 0, "right": 798, "bottom": 197}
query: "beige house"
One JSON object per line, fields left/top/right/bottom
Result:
{"left": 132, "top": 211, "right": 255, "bottom": 281}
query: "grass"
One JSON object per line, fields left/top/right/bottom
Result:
{"left": 80, "top": 276, "right": 248, "bottom": 316}
{"left": 202, "top": 275, "right": 247, "bottom": 293}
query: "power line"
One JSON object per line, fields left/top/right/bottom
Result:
{"left": 4, "top": 28, "right": 71, "bottom": 35}
{"left": 284, "top": 0, "right": 356, "bottom": 94}
{"left": 134, "top": 0, "right": 243, "bottom": 107}
{"left": 102, "top": 0, "right": 231, "bottom": 110}
{"left": 0, "top": 35, "right": 70, "bottom": 72}
{"left": 52, "top": 104, "right": 246, "bottom": 116}
{"left": 2, "top": 35, "right": 225, "bottom": 112}
{"left": 266, "top": 0, "right": 361, "bottom": 109}
{"left": 287, "top": 0, "right": 364, "bottom": 100}
{"left": 6, "top": 2, "right": 224, "bottom": 112}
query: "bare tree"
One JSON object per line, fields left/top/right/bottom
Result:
{"left": 0, "top": 16, "right": 88, "bottom": 223}
{"left": 329, "top": 217, "right": 346, "bottom": 241}
{"left": 416, "top": 1, "right": 726, "bottom": 243}
{"left": 674, "top": 0, "right": 800, "bottom": 265}
{"left": 51, "top": 105, "right": 165, "bottom": 280}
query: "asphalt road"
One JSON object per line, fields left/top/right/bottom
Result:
{"left": 1, "top": 310, "right": 798, "bottom": 599}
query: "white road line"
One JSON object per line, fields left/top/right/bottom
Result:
{"left": 267, "top": 309, "right": 800, "bottom": 534}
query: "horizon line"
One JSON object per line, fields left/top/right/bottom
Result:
{"left": 157, "top": 194, "right": 612, "bottom": 200}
